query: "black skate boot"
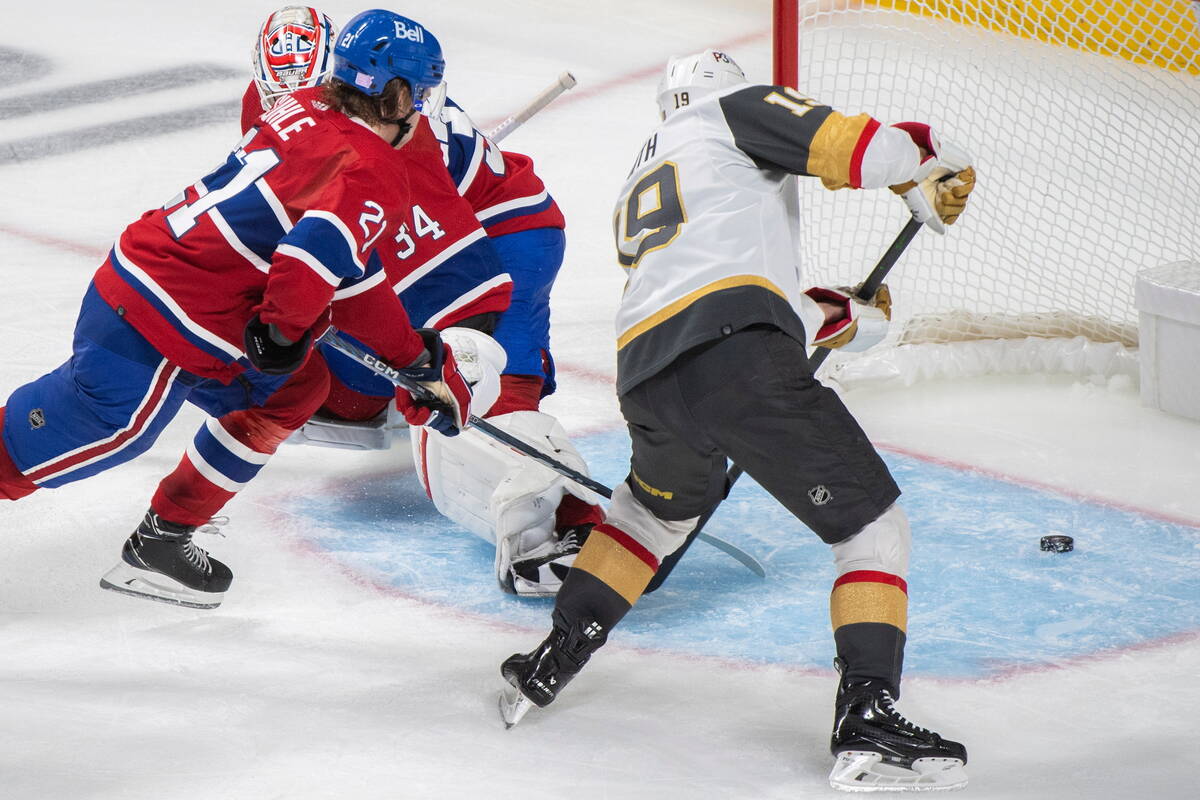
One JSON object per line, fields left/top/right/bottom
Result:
{"left": 828, "top": 661, "right": 968, "bottom": 791}
{"left": 498, "top": 609, "right": 607, "bottom": 728}
{"left": 99, "top": 511, "right": 233, "bottom": 610}
{"left": 505, "top": 524, "right": 592, "bottom": 597}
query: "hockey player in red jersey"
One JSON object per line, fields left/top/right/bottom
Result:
{"left": 499, "top": 50, "right": 976, "bottom": 791}
{"left": 241, "top": 6, "right": 603, "bottom": 597}
{"left": 0, "top": 9, "right": 475, "bottom": 611}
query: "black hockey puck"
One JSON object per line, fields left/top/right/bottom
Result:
{"left": 1040, "top": 535, "right": 1074, "bottom": 553}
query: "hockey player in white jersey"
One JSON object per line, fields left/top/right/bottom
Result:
{"left": 500, "top": 50, "right": 976, "bottom": 792}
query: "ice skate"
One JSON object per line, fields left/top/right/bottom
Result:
{"left": 100, "top": 511, "right": 233, "bottom": 610}
{"left": 503, "top": 524, "right": 592, "bottom": 597}
{"left": 499, "top": 611, "right": 607, "bottom": 728}
{"left": 829, "top": 668, "right": 967, "bottom": 792}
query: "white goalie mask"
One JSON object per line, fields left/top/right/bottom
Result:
{"left": 655, "top": 49, "right": 747, "bottom": 120}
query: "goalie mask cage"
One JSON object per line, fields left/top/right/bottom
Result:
{"left": 772, "top": 0, "right": 1200, "bottom": 382}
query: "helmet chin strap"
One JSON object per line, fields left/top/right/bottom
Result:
{"left": 388, "top": 108, "right": 419, "bottom": 146}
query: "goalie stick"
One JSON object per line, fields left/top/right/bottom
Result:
{"left": 315, "top": 328, "right": 766, "bottom": 578}
{"left": 644, "top": 217, "right": 925, "bottom": 593}
{"left": 486, "top": 71, "right": 577, "bottom": 143}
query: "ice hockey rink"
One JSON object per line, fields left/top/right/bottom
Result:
{"left": 1, "top": 0, "right": 1198, "bottom": 797}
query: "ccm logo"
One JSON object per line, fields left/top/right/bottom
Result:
{"left": 393, "top": 20, "right": 425, "bottom": 42}
{"left": 362, "top": 355, "right": 399, "bottom": 378}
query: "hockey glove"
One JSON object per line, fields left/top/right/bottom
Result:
{"left": 803, "top": 285, "right": 891, "bottom": 352}
{"left": 394, "top": 329, "right": 473, "bottom": 437}
{"left": 243, "top": 314, "right": 312, "bottom": 375}
{"left": 888, "top": 122, "right": 976, "bottom": 235}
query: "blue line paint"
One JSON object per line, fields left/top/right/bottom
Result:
{"left": 294, "top": 429, "right": 1200, "bottom": 678}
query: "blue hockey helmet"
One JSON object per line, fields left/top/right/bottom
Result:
{"left": 332, "top": 10, "right": 445, "bottom": 111}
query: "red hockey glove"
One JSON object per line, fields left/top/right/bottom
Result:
{"left": 803, "top": 285, "right": 892, "bottom": 352}
{"left": 394, "top": 329, "right": 473, "bottom": 436}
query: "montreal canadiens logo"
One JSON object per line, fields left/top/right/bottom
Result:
{"left": 268, "top": 24, "right": 317, "bottom": 59}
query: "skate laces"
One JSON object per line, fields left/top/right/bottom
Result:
{"left": 197, "top": 516, "right": 229, "bottom": 538}
{"left": 878, "top": 689, "right": 931, "bottom": 735}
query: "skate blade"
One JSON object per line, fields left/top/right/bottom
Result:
{"left": 99, "top": 561, "right": 224, "bottom": 610}
{"left": 498, "top": 681, "right": 535, "bottom": 729}
{"left": 829, "top": 751, "right": 968, "bottom": 792}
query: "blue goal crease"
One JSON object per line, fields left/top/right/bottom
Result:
{"left": 292, "top": 429, "right": 1200, "bottom": 679}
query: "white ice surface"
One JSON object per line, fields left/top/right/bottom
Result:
{"left": 1, "top": 2, "right": 1197, "bottom": 798}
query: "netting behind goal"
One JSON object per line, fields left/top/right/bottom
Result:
{"left": 776, "top": 0, "right": 1200, "bottom": 378}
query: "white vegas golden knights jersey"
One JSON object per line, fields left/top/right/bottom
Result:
{"left": 611, "top": 83, "right": 924, "bottom": 394}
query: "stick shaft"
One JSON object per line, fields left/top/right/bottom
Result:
{"left": 315, "top": 328, "right": 612, "bottom": 498}
{"left": 487, "top": 71, "right": 577, "bottom": 143}
{"left": 809, "top": 216, "right": 922, "bottom": 370}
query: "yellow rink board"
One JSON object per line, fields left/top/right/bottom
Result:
{"left": 867, "top": 0, "right": 1200, "bottom": 73}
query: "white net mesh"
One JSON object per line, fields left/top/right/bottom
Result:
{"left": 787, "top": 0, "right": 1200, "bottom": 363}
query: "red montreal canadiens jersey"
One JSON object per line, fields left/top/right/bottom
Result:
{"left": 95, "top": 87, "right": 423, "bottom": 383}
{"left": 240, "top": 85, "right": 512, "bottom": 331}
{"left": 427, "top": 101, "right": 565, "bottom": 236}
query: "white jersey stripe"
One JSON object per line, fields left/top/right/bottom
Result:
{"left": 475, "top": 190, "right": 549, "bottom": 224}
{"left": 203, "top": 417, "right": 271, "bottom": 465}
{"left": 113, "top": 243, "right": 244, "bottom": 360}
{"left": 185, "top": 439, "right": 250, "bottom": 492}
{"left": 256, "top": 177, "right": 294, "bottom": 233}
{"left": 332, "top": 267, "right": 387, "bottom": 300}
{"left": 275, "top": 243, "right": 342, "bottom": 287}
{"left": 421, "top": 273, "right": 513, "bottom": 329}
{"left": 210, "top": 208, "right": 271, "bottom": 274}
{"left": 391, "top": 228, "right": 488, "bottom": 294}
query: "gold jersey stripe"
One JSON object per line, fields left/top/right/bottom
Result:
{"left": 830, "top": 581, "right": 909, "bottom": 632}
{"left": 806, "top": 111, "right": 873, "bottom": 190}
{"left": 616, "top": 275, "right": 789, "bottom": 350}
{"left": 573, "top": 528, "right": 657, "bottom": 606}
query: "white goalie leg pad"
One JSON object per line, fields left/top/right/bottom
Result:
{"left": 830, "top": 503, "right": 912, "bottom": 580}
{"left": 604, "top": 481, "right": 699, "bottom": 563}
{"left": 412, "top": 410, "right": 603, "bottom": 590}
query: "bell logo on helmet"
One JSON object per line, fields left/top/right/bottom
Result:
{"left": 393, "top": 20, "right": 425, "bottom": 43}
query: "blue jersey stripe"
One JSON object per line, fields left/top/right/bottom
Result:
{"left": 397, "top": 237, "right": 506, "bottom": 326}
{"left": 479, "top": 196, "right": 555, "bottom": 229}
{"left": 281, "top": 215, "right": 365, "bottom": 281}
{"left": 192, "top": 423, "right": 265, "bottom": 485}
{"left": 213, "top": 187, "right": 287, "bottom": 264}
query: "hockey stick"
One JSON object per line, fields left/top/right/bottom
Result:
{"left": 316, "top": 327, "right": 609, "bottom": 496}
{"left": 486, "top": 71, "right": 577, "bottom": 144}
{"left": 315, "top": 327, "right": 768, "bottom": 578}
{"left": 644, "top": 216, "right": 925, "bottom": 592}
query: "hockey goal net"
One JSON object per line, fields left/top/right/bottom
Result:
{"left": 774, "top": 0, "right": 1200, "bottom": 383}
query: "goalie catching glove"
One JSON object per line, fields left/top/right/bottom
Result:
{"left": 803, "top": 284, "right": 892, "bottom": 352}
{"left": 394, "top": 328, "right": 473, "bottom": 436}
{"left": 889, "top": 122, "right": 977, "bottom": 235}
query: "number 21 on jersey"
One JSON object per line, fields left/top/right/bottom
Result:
{"left": 614, "top": 161, "right": 686, "bottom": 269}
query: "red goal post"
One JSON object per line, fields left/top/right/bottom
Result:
{"left": 772, "top": 1, "right": 1200, "bottom": 385}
